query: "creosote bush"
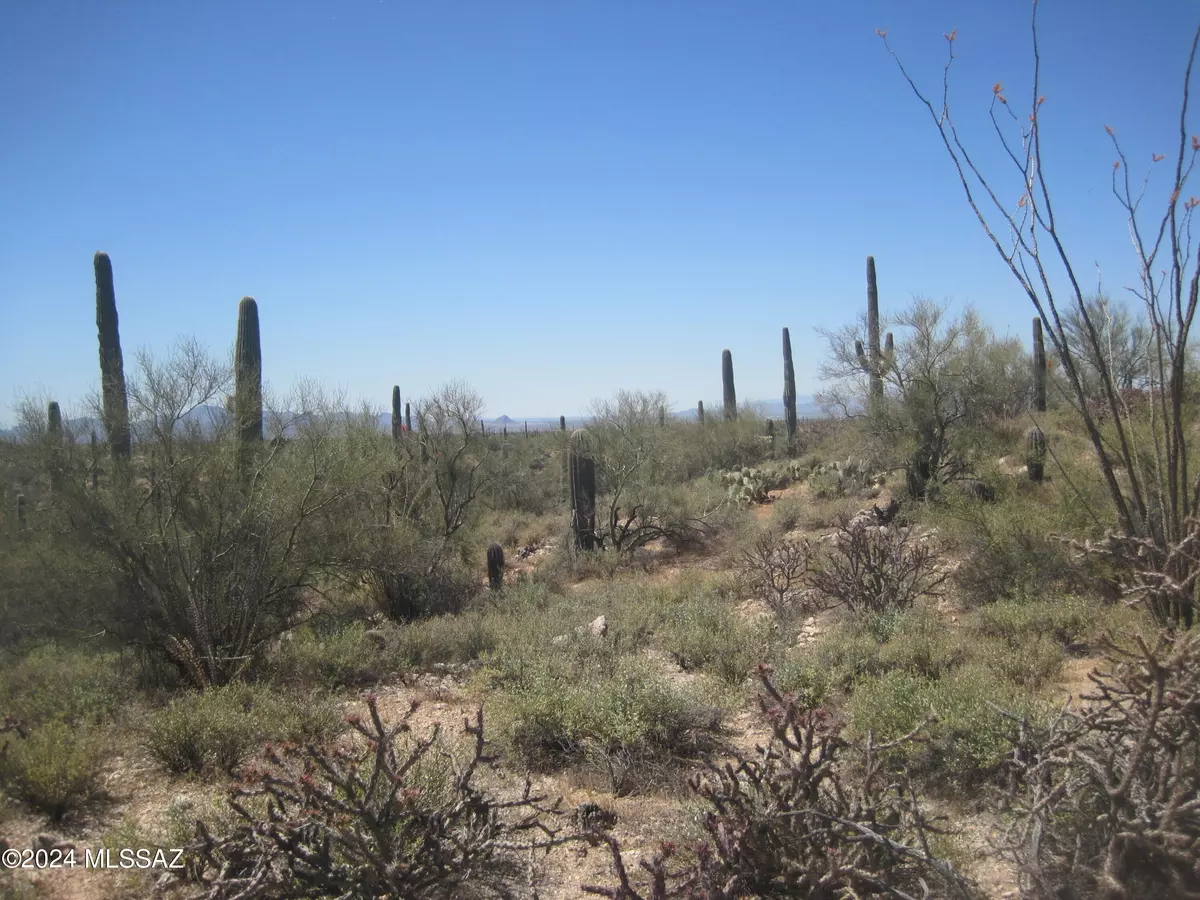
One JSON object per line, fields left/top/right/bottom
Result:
{"left": 146, "top": 682, "right": 340, "bottom": 775}
{"left": 0, "top": 720, "right": 107, "bottom": 821}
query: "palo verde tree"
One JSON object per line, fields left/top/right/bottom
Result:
{"left": 881, "top": 7, "right": 1200, "bottom": 627}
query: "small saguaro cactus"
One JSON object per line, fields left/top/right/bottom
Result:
{"left": 235, "top": 296, "right": 263, "bottom": 454}
{"left": 560, "top": 415, "right": 567, "bottom": 432}
{"left": 697, "top": 401, "right": 705, "bottom": 425}
{"left": 89, "top": 428, "right": 99, "bottom": 489}
{"left": 722, "top": 349, "right": 737, "bottom": 421}
{"left": 95, "top": 251, "right": 131, "bottom": 463}
{"left": 782, "top": 327, "right": 797, "bottom": 448}
{"left": 524, "top": 421, "right": 528, "bottom": 437}
{"left": 659, "top": 406, "right": 666, "bottom": 428}
{"left": 47, "top": 401, "right": 64, "bottom": 491}
{"left": 392, "top": 386, "right": 403, "bottom": 442}
{"left": 487, "top": 542, "right": 505, "bottom": 589}
{"left": 856, "top": 256, "right": 894, "bottom": 412}
{"left": 1032, "top": 317, "right": 1047, "bottom": 413}
{"left": 568, "top": 428, "right": 597, "bottom": 551}
{"left": 1025, "top": 426, "right": 1048, "bottom": 482}
{"left": 405, "top": 402, "right": 412, "bottom": 433}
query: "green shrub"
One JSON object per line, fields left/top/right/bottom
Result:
{"left": 0, "top": 644, "right": 127, "bottom": 727}
{"left": 146, "top": 683, "right": 340, "bottom": 775}
{"left": 971, "top": 594, "right": 1095, "bottom": 648}
{"left": 658, "top": 587, "right": 775, "bottom": 685}
{"left": 847, "top": 665, "right": 1047, "bottom": 786}
{"left": 770, "top": 655, "right": 831, "bottom": 711}
{"left": 396, "top": 611, "right": 498, "bottom": 670}
{"left": 265, "top": 622, "right": 392, "bottom": 688}
{"left": 489, "top": 655, "right": 721, "bottom": 792}
{"left": 0, "top": 721, "right": 106, "bottom": 820}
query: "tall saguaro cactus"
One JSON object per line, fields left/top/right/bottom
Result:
{"left": 559, "top": 415, "right": 567, "bottom": 432}
{"left": 697, "top": 401, "right": 705, "bottom": 425}
{"left": 94, "top": 251, "right": 130, "bottom": 463}
{"left": 1032, "top": 317, "right": 1047, "bottom": 413}
{"left": 392, "top": 386, "right": 403, "bottom": 442}
{"left": 235, "top": 297, "right": 263, "bottom": 474}
{"left": 405, "top": 402, "right": 412, "bottom": 433}
{"left": 722, "top": 350, "right": 737, "bottom": 421}
{"left": 855, "top": 256, "right": 894, "bottom": 413}
{"left": 568, "top": 428, "right": 597, "bottom": 551}
{"left": 782, "top": 327, "right": 797, "bottom": 448}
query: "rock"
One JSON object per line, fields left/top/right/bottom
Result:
{"left": 586, "top": 615, "right": 608, "bottom": 638}
{"left": 804, "top": 617, "right": 816, "bottom": 627}
{"left": 550, "top": 633, "right": 570, "bottom": 646}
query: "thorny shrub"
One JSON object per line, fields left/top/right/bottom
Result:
{"left": 996, "top": 631, "right": 1200, "bottom": 900}
{"left": 580, "top": 667, "right": 978, "bottom": 899}
{"left": 737, "top": 530, "right": 814, "bottom": 616}
{"left": 809, "top": 517, "right": 947, "bottom": 615}
{"left": 175, "top": 695, "right": 575, "bottom": 899}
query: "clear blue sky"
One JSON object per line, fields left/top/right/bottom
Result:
{"left": 2, "top": 1, "right": 1197, "bottom": 425}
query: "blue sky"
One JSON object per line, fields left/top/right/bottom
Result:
{"left": 2, "top": 1, "right": 1197, "bottom": 425}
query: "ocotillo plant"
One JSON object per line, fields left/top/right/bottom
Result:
{"left": 392, "top": 386, "right": 403, "bottom": 442}
{"left": 95, "top": 251, "right": 131, "bottom": 463}
{"left": 47, "top": 401, "right": 64, "bottom": 492}
{"left": 1026, "top": 426, "right": 1048, "bottom": 482}
{"left": 782, "top": 327, "right": 797, "bottom": 448}
{"left": 568, "top": 428, "right": 597, "bottom": 551}
{"left": 1033, "top": 317, "right": 1047, "bottom": 413}
{"left": 697, "top": 401, "right": 705, "bottom": 425}
{"left": 722, "top": 349, "right": 737, "bottom": 420}
{"left": 487, "top": 542, "right": 505, "bottom": 590}
{"left": 235, "top": 297, "right": 263, "bottom": 464}
{"left": 855, "top": 256, "right": 894, "bottom": 413}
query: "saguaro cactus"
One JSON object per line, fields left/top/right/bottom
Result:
{"left": 405, "top": 402, "right": 412, "bottom": 433}
{"left": 1025, "top": 426, "right": 1048, "bottom": 482}
{"left": 697, "top": 401, "right": 705, "bottom": 425}
{"left": 659, "top": 406, "right": 666, "bottom": 428}
{"left": 392, "top": 386, "right": 403, "bottom": 442}
{"left": 782, "top": 327, "right": 797, "bottom": 448}
{"left": 89, "top": 428, "right": 99, "bottom": 489}
{"left": 560, "top": 415, "right": 567, "bottom": 432}
{"left": 95, "top": 251, "right": 131, "bottom": 463}
{"left": 855, "top": 257, "right": 894, "bottom": 413}
{"left": 1033, "top": 317, "right": 1047, "bottom": 413}
{"left": 722, "top": 350, "right": 737, "bottom": 421}
{"left": 47, "top": 401, "right": 64, "bottom": 491}
{"left": 15, "top": 494, "right": 26, "bottom": 531}
{"left": 568, "top": 428, "right": 597, "bottom": 551}
{"left": 235, "top": 297, "right": 263, "bottom": 450}
{"left": 487, "top": 542, "right": 505, "bottom": 589}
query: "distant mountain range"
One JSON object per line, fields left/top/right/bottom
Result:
{"left": 0, "top": 397, "right": 828, "bottom": 441}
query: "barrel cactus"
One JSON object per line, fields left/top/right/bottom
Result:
{"left": 487, "top": 542, "right": 505, "bottom": 589}
{"left": 1026, "top": 426, "right": 1048, "bottom": 482}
